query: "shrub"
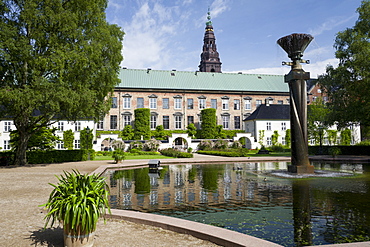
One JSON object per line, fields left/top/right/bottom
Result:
{"left": 197, "top": 150, "right": 249, "bottom": 157}
{"left": 198, "top": 140, "right": 214, "bottom": 151}
{"left": 269, "top": 144, "right": 285, "bottom": 152}
{"left": 231, "top": 141, "right": 242, "bottom": 149}
{"left": 112, "top": 149, "right": 126, "bottom": 163}
{"left": 111, "top": 140, "right": 125, "bottom": 151}
{"left": 133, "top": 108, "right": 150, "bottom": 140}
{"left": 129, "top": 141, "right": 143, "bottom": 151}
{"left": 121, "top": 125, "right": 134, "bottom": 140}
{"left": 27, "top": 150, "right": 94, "bottom": 164}
{"left": 213, "top": 139, "right": 229, "bottom": 150}
{"left": 160, "top": 148, "right": 193, "bottom": 158}
{"left": 328, "top": 147, "right": 341, "bottom": 157}
{"left": 144, "top": 138, "right": 161, "bottom": 151}
{"left": 199, "top": 108, "right": 217, "bottom": 139}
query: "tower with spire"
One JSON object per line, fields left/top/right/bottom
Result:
{"left": 199, "top": 9, "right": 222, "bottom": 73}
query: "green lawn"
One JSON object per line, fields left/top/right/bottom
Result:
{"left": 94, "top": 154, "right": 174, "bottom": 161}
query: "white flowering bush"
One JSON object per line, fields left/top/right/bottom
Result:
{"left": 144, "top": 139, "right": 161, "bottom": 151}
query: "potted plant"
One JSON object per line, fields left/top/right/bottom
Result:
{"left": 41, "top": 170, "right": 110, "bottom": 247}
{"left": 112, "top": 149, "right": 126, "bottom": 163}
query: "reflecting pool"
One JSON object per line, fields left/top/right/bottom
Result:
{"left": 102, "top": 162, "right": 370, "bottom": 246}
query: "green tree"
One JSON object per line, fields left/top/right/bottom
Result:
{"left": 133, "top": 108, "right": 150, "bottom": 140}
{"left": 318, "top": 1, "right": 370, "bottom": 128}
{"left": 0, "top": 0, "right": 124, "bottom": 165}
{"left": 215, "top": 125, "right": 227, "bottom": 139}
{"left": 80, "top": 128, "right": 93, "bottom": 150}
{"left": 63, "top": 130, "right": 74, "bottom": 150}
{"left": 121, "top": 125, "right": 134, "bottom": 140}
{"left": 340, "top": 129, "right": 352, "bottom": 145}
{"left": 258, "top": 130, "right": 265, "bottom": 148}
{"left": 285, "top": 129, "right": 291, "bottom": 148}
{"left": 10, "top": 126, "right": 60, "bottom": 151}
{"left": 271, "top": 130, "right": 279, "bottom": 146}
{"left": 200, "top": 108, "right": 217, "bottom": 139}
{"left": 327, "top": 130, "right": 338, "bottom": 145}
{"left": 153, "top": 125, "right": 166, "bottom": 140}
{"left": 186, "top": 123, "right": 197, "bottom": 139}
{"left": 307, "top": 97, "right": 330, "bottom": 142}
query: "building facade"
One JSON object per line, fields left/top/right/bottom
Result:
{"left": 100, "top": 69, "right": 290, "bottom": 133}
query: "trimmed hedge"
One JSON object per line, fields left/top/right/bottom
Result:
{"left": 0, "top": 151, "right": 14, "bottom": 166}
{"left": 160, "top": 148, "right": 193, "bottom": 158}
{"left": 197, "top": 149, "right": 249, "bottom": 157}
{"left": 308, "top": 145, "right": 370, "bottom": 155}
{"left": 27, "top": 149, "right": 95, "bottom": 164}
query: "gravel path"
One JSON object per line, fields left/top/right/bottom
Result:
{"left": 0, "top": 160, "right": 219, "bottom": 247}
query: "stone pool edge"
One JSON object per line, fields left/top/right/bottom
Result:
{"left": 106, "top": 209, "right": 282, "bottom": 247}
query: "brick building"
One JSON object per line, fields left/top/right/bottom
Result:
{"left": 100, "top": 12, "right": 290, "bottom": 132}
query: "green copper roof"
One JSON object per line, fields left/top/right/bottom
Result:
{"left": 117, "top": 69, "right": 289, "bottom": 93}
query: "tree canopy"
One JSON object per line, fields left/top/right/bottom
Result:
{"left": 318, "top": 0, "right": 370, "bottom": 127}
{"left": 0, "top": 0, "right": 124, "bottom": 165}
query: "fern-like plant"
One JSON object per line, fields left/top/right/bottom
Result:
{"left": 41, "top": 170, "right": 110, "bottom": 244}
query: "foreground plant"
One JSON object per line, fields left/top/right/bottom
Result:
{"left": 41, "top": 170, "right": 110, "bottom": 246}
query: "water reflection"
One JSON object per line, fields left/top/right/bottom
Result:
{"left": 104, "top": 162, "right": 370, "bottom": 246}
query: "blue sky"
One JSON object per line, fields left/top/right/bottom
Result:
{"left": 106, "top": 0, "right": 363, "bottom": 78}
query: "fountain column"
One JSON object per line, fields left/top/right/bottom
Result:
{"left": 277, "top": 33, "right": 314, "bottom": 174}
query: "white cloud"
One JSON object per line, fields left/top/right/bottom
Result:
{"left": 309, "top": 15, "right": 356, "bottom": 36}
{"left": 120, "top": 2, "right": 182, "bottom": 69}
{"left": 226, "top": 58, "right": 339, "bottom": 79}
{"left": 210, "top": 0, "right": 230, "bottom": 18}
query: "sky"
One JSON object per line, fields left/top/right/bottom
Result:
{"left": 105, "top": 0, "right": 363, "bottom": 78}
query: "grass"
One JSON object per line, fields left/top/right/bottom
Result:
{"left": 94, "top": 154, "right": 174, "bottom": 161}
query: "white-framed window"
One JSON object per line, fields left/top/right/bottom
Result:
{"left": 175, "top": 115, "right": 182, "bottom": 129}
{"left": 75, "top": 122, "right": 81, "bottom": 131}
{"left": 281, "top": 122, "right": 286, "bottom": 131}
{"left": 267, "top": 137, "right": 272, "bottom": 146}
{"left": 150, "top": 115, "right": 157, "bottom": 129}
{"left": 137, "top": 97, "right": 144, "bottom": 108}
{"left": 222, "top": 99, "right": 229, "bottom": 110}
{"left": 123, "top": 115, "right": 131, "bottom": 126}
{"left": 245, "top": 100, "right": 251, "bottom": 110}
{"left": 110, "top": 115, "right": 117, "bottom": 129}
{"left": 187, "top": 98, "right": 194, "bottom": 109}
{"left": 266, "top": 122, "right": 271, "bottom": 131}
{"left": 282, "top": 137, "right": 286, "bottom": 146}
{"left": 163, "top": 116, "right": 169, "bottom": 129}
{"left": 4, "top": 121, "right": 11, "bottom": 132}
{"left": 97, "top": 119, "right": 104, "bottom": 130}
{"left": 278, "top": 100, "right": 283, "bottom": 104}
{"left": 123, "top": 97, "right": 131, "bottom": 109}
{"left": 163, "top": 98, "right": 169, "bottom": 109}
{"left": 234, "top": 99, "right": 240, "bottom": 110}
{"left": 150, "top": 98, "right": 157, "bottom": 109}
{"left": 222, "top": 115, "right": 230, "bottom": 129}
{"left": 3, "top": 140, "right": 10, "bottom": 150}
{"left": 57, "top": 141, "right": 64, "bottom": 150}
{"left": 199, "top": 99, "right": 206, "bottom": 109}
{"left": 256, "top": 100, "right": 262, "bottom": 108}
{"left": 174, "top": 98, "right": 181, "bottom": 109}
{"left": 74, "top": 140, "right": 80, "bottom": 149}
{"left": 58, "top": 122, "right": 64, "bottom": 131}
{"left": 211, "top": 99, "right": 217, "bottom": 109}
{"left": 111, "top": 97, "right": 117, "bottom": 108}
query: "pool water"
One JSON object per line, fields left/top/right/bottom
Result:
{"left": 103, "top": 162, "right": 370, "bottom": 246}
